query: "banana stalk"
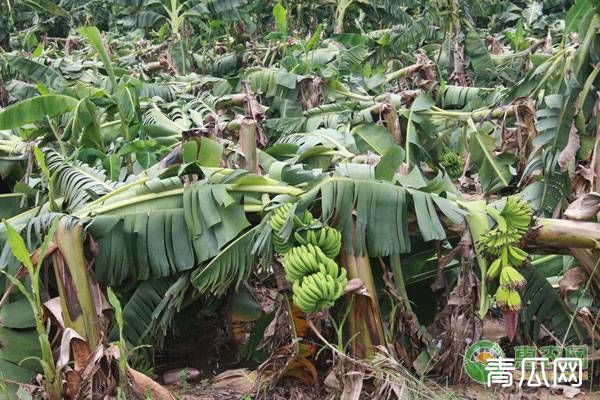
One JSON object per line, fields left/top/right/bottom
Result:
{"left": 51, "top": 222, "right": 101, "bottom": 363}
{"left": 340, "top": 247, "right": 386, "bottom": 358}
{"left": 239, "top": 118, "right": 258, "bottom": 173}
{"left": 460, "top": 200, "right": 491, "bottom": 318}
{"left": 532, "top": 218, "right": 600, "bottom": 249}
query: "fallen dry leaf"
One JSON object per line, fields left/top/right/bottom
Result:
{"left": 324, "top": 369, "right": 339, "bottom": 389}
{"left": 211, "top": 368, "right": 256, "bottom": 393}
{"left": 558, "top": 125, "right": 580, "bottom": 171}
{"left": 565, "top": 192, "right": 600, "bottom": 220}
{"left": 44, "top": 297, "right": 65, "bottom": 329}
{"left": 56, "top": 328, "right": 86, "bottom": 370}
{"left": 129, "top": 367, "right": 174, "bottom": 399}
{"left": 340, "top": 371, "right": 363, "bottom": 400}
{"left": 551, "top": 384, "right": 582, "bottom": 399}
{"left": 559, "top": 267, "right": 588, "bottom": 299}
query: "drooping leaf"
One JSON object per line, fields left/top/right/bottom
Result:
{"left": 192, "top": 227, "right": 257, "bottom": 296}
{"left": 534, "top": 94, "right": 578, "bottom": 154}
{"left": 352, "top": 123, "right": 396, "bottom": 155}
{"left": 375, "top": 145, "right": 404, "bottom": 181}
{"left": 65, "top": 98, "right": 104, "bottom": 150}
{"left": 8, "top": 57, "right": 67, "bottom": 90}
{"left": 45, "top": 150, "right": 117, "bottom": 213}
{"left": 565, "top": 0, "right": 593, "bottom": 35}
{"left": 23, "top": 0, "right": 68, "bottom": 16}
{"left": 465, "top": 29, "right": 498, "bottom": 85}
{"left": 468, "top": 128, "right": 515, "bottom": 193}
{"left": 77, "top": 26, "right": 117, "bottom": 88}
{"left": 115, "top": 85, "right": 140, "bottom": 125}
{"left": 410, "top": 190, "right": 446, "bottom": 242}
{"left": 0, "top": 95, "right": 78, "bottom": 130}
{"left": 307, "top": 177, "right": 411, "bottom": 256}
{"left": 198, "top": 137, "right": 224, "bottom": 167}
{"left": 520, "top": 265, "right": 586, "bottom": 344}
{"left": 120, "top": 277, "right": 174, "bottom": 345}
{"left": 171, "top": 39, "right": 190, "bottom": 75}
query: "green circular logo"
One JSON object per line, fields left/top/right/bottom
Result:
{"left": 463, "top": 340, "right": 505, "bottom": 384}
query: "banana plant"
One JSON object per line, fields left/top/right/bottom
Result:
{"left": 1, "top": 0, "right": 599, "bottom": 397}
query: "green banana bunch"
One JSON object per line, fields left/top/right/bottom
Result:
{"left": 297, "top": 210, "right": 315, "bottom": 226}
{"left": 294, "top": 226, "right": 342, "bottom": 258}
{"left": 479, "top": 231, "right": 522, "bottom": 256}
{"left": 499, "top": 266, "right": 526, "bottom": 290}
{"left": 439, "top": 150, "right": 464, "bottom": 179}
{"left": 479, "top": 196, "right": 532, "bottom": 313}
{"left": 495, "top": 286, "right": 522, "bottom": 312}
{"left": 485, "top": 258, "right": 503, "bottom": 281}
{"left": 292, "top": 271, "right": 347, "bottom": 313}
{"left": 502, "top": 196, "right": 533, "bottom": 236}
{"left": 479, "top": 197, "right": 533, "bottom": 258}
{"left": 317, "top": 255, "right": 347, "bottom": 285}
{"left": 283, "top": 244, "right": 325, "bottom": 282}
{"left": 269, "top": 206, "right": 347, "bottom": 313}
{"left": 505, "top": 245, "right": 528, "bottom": 265}
{"left": 479, "top": 208, "right": 519, "bottom": 255}
{"left": 283, "top": 244, "right": 347, "bottom": 287}
{"left": 485, "top": 247, "right": 528, "bottom": 280}
{"left": 270, "top": 204, "right": 295, "bottom": 254}
{"left": 270, "top": 205, "right": 317, "bottom": 254}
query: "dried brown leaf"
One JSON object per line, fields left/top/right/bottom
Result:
{"left": 340, "top": 371, "right": 363, "bottom": 400}
{"left": 559, "top": 267, "right": 588, "bottom": 299}
{"left": 565, "top": 192, "right": 600, "bottom": 220}
{"left": 550, "top": 384, "right": 582, "bottom": 399}
{"left": 344, "top": 278, "right": 365, "bottom": 293}
{"left": 558, "top": 125, "right": 581, "bottom": 171}
{"left": 44, "top": 297, "right": 65, "bottom": 329}
{"left": 129, "top": 367, "right": 174, "bottom": 400}
{"left": 212, "top": 368, "right": 257, "bottom": 393}
{"left": 56, "top": 327, "right": 85, "bottom": 370}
